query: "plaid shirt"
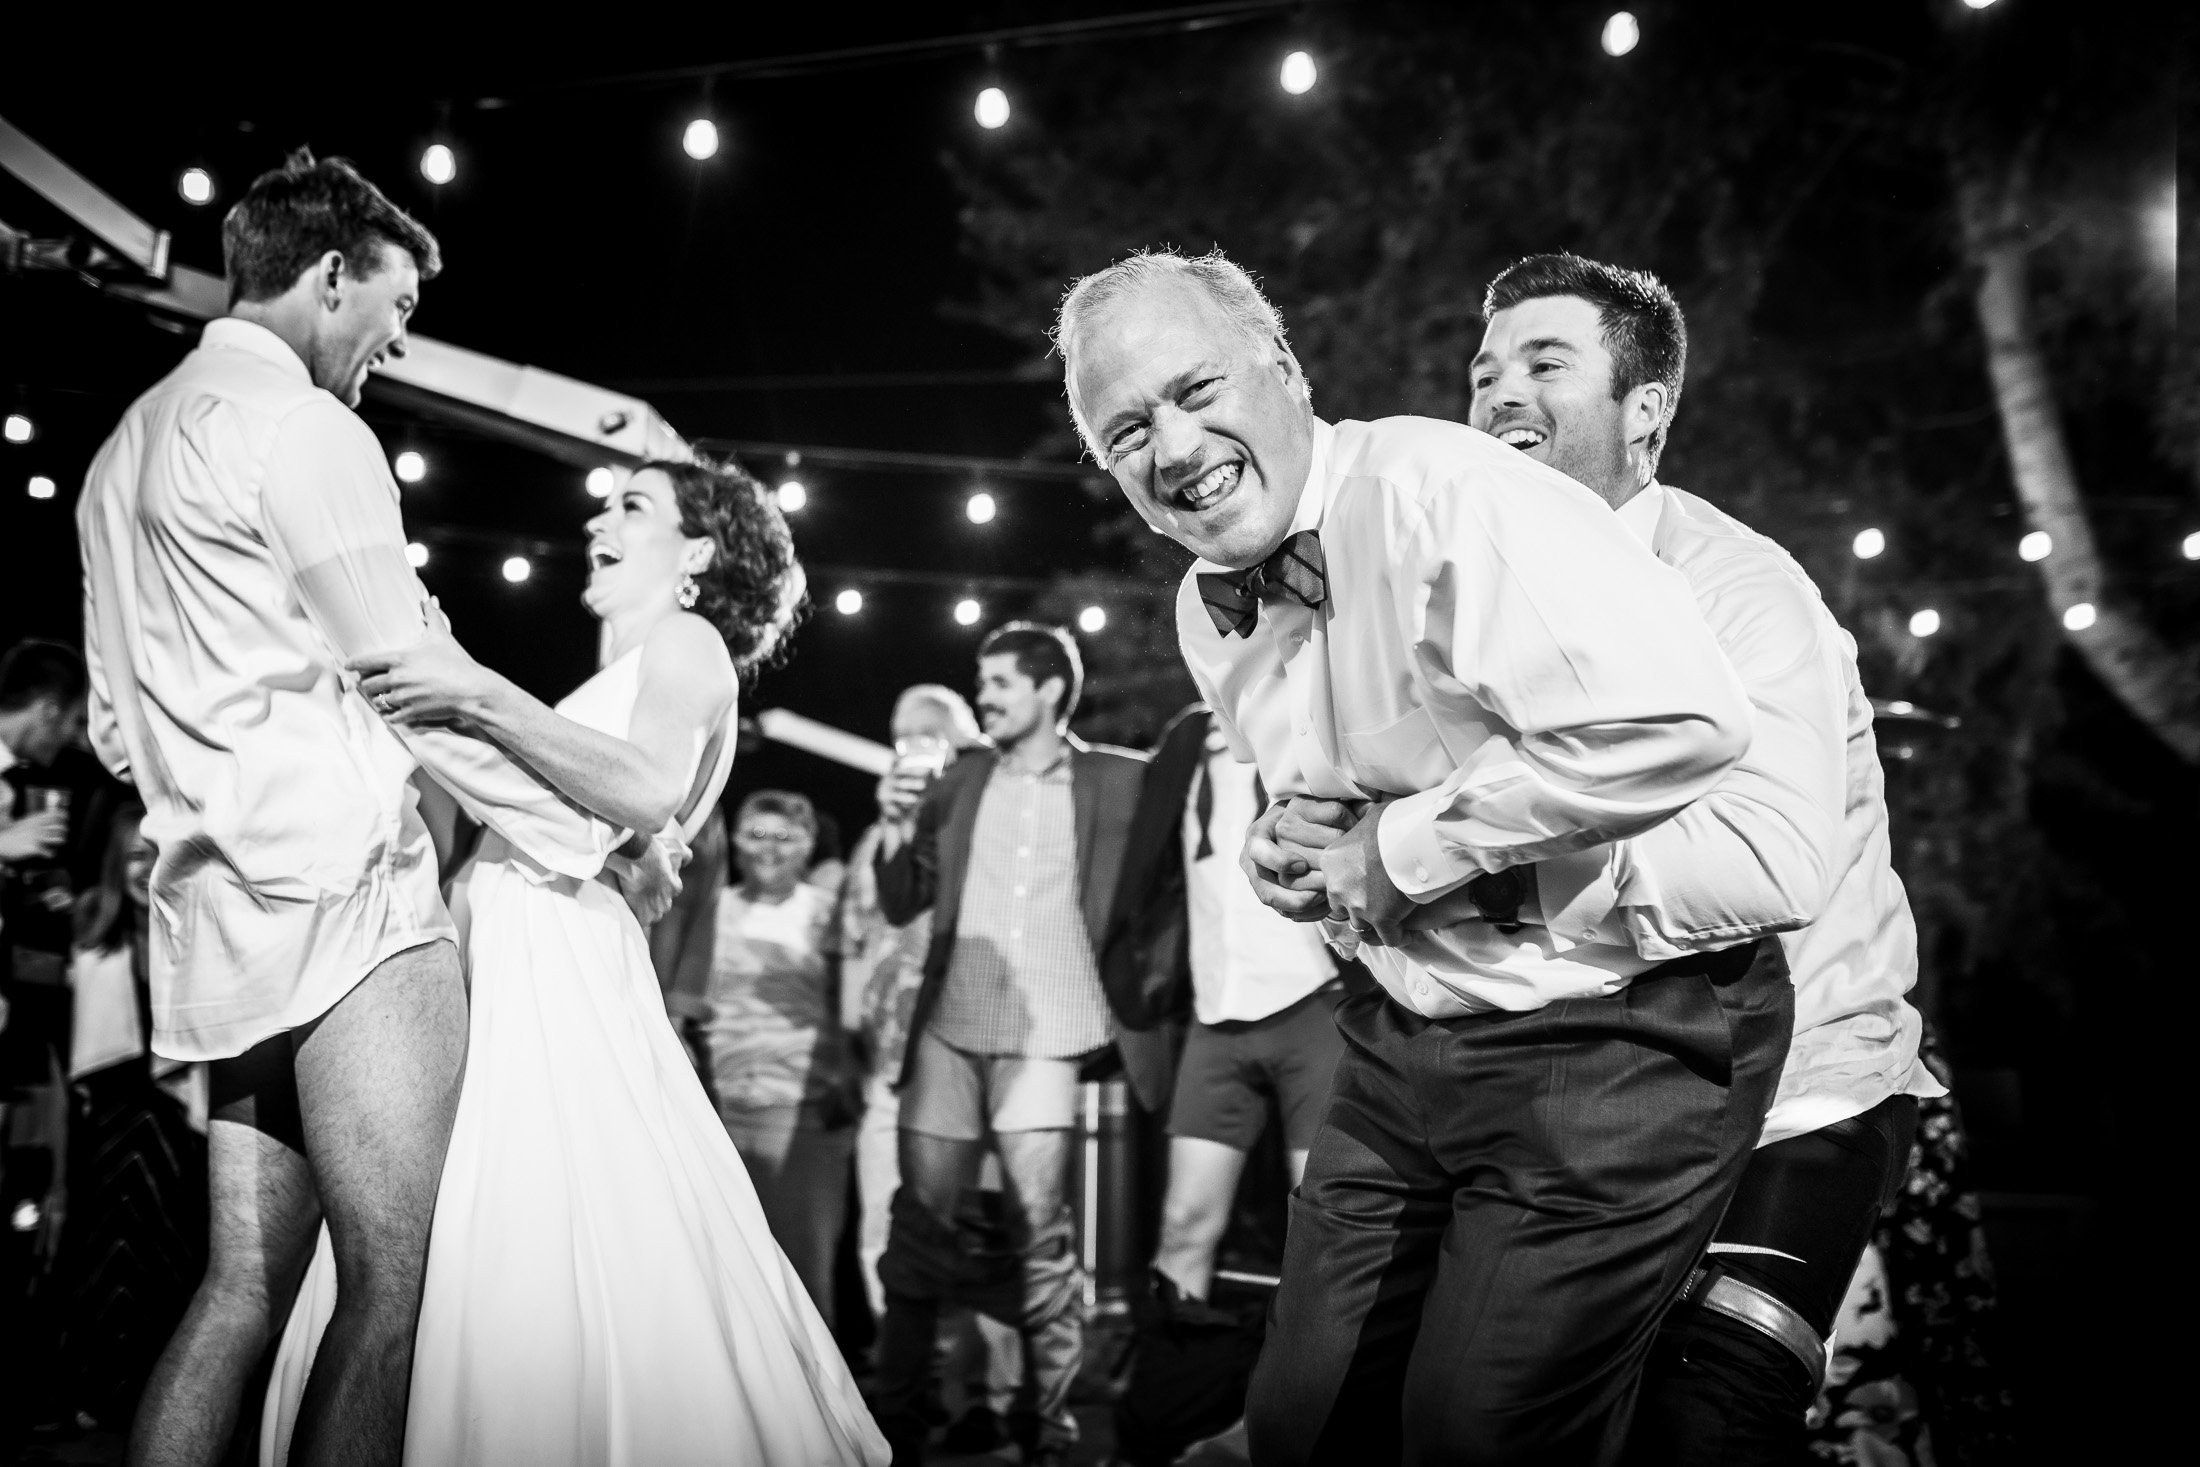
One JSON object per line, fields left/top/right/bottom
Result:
{"left": 930, "top": 753, "right": 1114, "bottom": 1058}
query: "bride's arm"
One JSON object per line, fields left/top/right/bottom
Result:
{"left": 355, "top": 612, "right": 736, "bottom": 835}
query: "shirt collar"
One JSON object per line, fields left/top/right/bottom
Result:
{"left": 1188, "top": 416, "right": 1335, "bottom": 574}
{"left": 200, "top": 318, "right": 314, "bottom": 385}
{"left": 1613, "top": 480, "right": 1667, "bottom": 550}
{"left": 0, "top": 738, "right": 16, "bottom": 780}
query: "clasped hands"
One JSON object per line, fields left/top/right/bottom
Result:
{"left": 1240, "top": 796, "right": 1484, "bottom": 946}
{"left": 609, "top": 825, "right": 689, "bottom": 928}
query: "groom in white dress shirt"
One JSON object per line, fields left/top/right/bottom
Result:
{"left": 1056, "top": 248, "right": 1795, "bottom": 1465}
{"left": 78, "top": 153, "right": 662, "bottom": 1467}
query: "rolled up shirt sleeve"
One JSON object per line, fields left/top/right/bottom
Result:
{"left": 1375, "top": 465, "right": 1755, "bottom": 897}
{"left": 1533, "top": 558, "right": 1846, "bottom": 957}
{"left": 258, "top": 399, "right": 621, "bottom": 879}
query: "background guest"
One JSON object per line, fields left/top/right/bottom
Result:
{"left": 705, "top": 788, "right": 857, "bottom": 1320}
{"left": 869, "top": 622, "right": 1153, "bottom": 1465}
{"left": 1102, "top": 703, "right": 1349, "bottom": 1467}
{"left": 841, "top": 684, "right": 1023, "bottom": 1452}
{"left": 1, "top": 638, "right": 95, "bottom": 1451}
{"left": 53, "top": 802, "right": 208, "bottom": 1430}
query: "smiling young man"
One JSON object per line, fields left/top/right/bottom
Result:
{"left": 78, "top": 153, "right": 641, "bottom": 1467}
{"left": 1057, "top": 247, "right": 1788, "bottom": 1466}
{"left": 868, "top": 624, "right": 1152, "bottom": 1467}
{"left": 1464, "top": 252, "right": 1943, "bottom": 1465}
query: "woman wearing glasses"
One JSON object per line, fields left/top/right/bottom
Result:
{"left": 707, "top": 788, "right": 859, "bottom": 1323}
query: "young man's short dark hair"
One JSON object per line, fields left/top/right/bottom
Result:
{"left": 978, "top": 622, "right": 1084, "bottom": 726}
{"left": 1483, "top": 253, "right": 1687, "bottom": 466}
{"left": 0, "top": 639, "right": 87, "bottom": 712}
{"left": 222, "top": 149, "right": 442, "bottom": 307}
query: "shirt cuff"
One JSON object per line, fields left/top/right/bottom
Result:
{"left": 1376, "top": 790, "right": 1478, "bottom": 901}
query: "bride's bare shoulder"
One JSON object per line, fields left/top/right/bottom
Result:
{"left": 643, "top": 612, "right": 736, "bottom": 692}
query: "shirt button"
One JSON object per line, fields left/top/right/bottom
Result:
{"left": 1414, "top": 865, "right": 1429, "bottom": 884}
{"left": 1014, "top": 887, "right": 1027, "bottom": 898}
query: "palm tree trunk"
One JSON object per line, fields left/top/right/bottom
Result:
{"left": 1958, "top": 172, "right": 2200, "bottom": 763}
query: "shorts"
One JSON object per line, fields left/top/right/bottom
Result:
{"left": 1168, "top": 983, "right": 1345, "bottom": 1154}
{"left": 901, "top": 1028, "right": 1082, "bottom": 1139}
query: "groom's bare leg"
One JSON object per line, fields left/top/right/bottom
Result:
{"left": 285, "top": 940, "right": 466, "bottom": 1467}
{"left": 128, "top": 1043, "right": 323, "bottom": 1467}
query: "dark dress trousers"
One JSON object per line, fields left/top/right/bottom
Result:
{"left": 1096, "top": 704, "right": 1213, "bottom": 1082}
{"left": 1245, "top": 939, "right": 1794, "bottom": 1467}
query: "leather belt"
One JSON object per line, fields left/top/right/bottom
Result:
{"left": 1680, "top": 1264, "right": 1828, "bottom": 1395}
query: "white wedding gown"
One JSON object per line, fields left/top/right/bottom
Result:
{"left": 262, "top": 650, "right": 887, "bottom": 1466}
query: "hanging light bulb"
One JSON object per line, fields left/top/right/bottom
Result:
{"left": 3, "top": 413, "right": 32, "bottom": 444}
{"left": 406, "top": 541, "right": 430, "bottom": 569}
{"left": 27, "top": 475, "right": 57, "bottom": 500}
{"left": 1601, "top": 12, "right": 1640, "bottom": 56}
{"left": 393, "top": 450, "right": 427, "bottom": 484}
{"left": 974, "top": 86, "right": 1011, "bottom": 130}
{"left": 966, "top": 491, "right": 997, "bottom": 524}
{"left": 501, "top": 556, "right": 532, "bottom": 583}
{"left": 1961, "top": 0, "right": 2000, "bottom": 10}
{"left": 683, "top": 118, "right": 720, "bottom": 160}
{"left": 419, "top": 144, "right": 456, "bottom": 186}
{"left": 778, "top": 480, "right": 807, "bottom": 513}
{"left": 954, "top": 598, "right": 982, "bottom": 626}
{"left": 2018, "top": 530, "right": 2052, "bottom": 562}
{"left": 178, "top": 167, "right": 216, "bottom": 205}
{"left": 2062, "top": 602, "right": 2096, "bottom": 631}
{"left": 2182, "top": 531, "right": 2200, "bottom": 562}
{"left": 835, "top": 588, "right": 863, "bottom": 615}
{"left": 1907, "top": 608, "right": 1940, "bottom": 638}
{"left": 1279, "top": 51, "right": 1317, "bottom": 95}
{"left": 585, "top": 467, "right": 616, "bottom": 498}
{"left": 1078, "top": 606, "right": 1107, "bottom": 633}
{"left": 1852, "top": 527, "right": 1886, "bottom": 559}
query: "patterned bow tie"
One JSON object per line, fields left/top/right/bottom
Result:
{"left": 1196, "top": 530, "right": 1328, "bottom": 638}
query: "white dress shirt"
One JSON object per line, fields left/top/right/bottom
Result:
{"left": 1178, "top": 416, "right": 1753, "bottom": 1017}
{"left": 1182, "top": 727, "right": 1335, "bottom": 1025}
{"left": 78, "top": 318, "right": 618, "bottom": 1061}
{"left": 1534, "top": 484, "right": 1943, "bottom": 1145}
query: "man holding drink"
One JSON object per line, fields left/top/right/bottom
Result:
{"left": 867, "top": 622, "right": 1151, "bottom": 1467}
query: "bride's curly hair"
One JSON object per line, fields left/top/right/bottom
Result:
{"left": 648, "top": 456, "right": 807, "bottom": 671}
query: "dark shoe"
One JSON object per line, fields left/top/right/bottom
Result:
{"left": 942, "top": 1404, "right": 1009, "bottom": 1454}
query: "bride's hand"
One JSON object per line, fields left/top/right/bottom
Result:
{"left": 611, "top": 826, "right": 688, "bottom": 927}
{"left": 350, "top": 616, "right": 501, "bottom": 727}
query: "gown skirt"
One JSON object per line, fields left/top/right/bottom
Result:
{"left": 263, "top": 835, "right": 888, "bottom": 1466}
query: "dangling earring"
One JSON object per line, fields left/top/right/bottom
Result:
{"left": 677, "top": 571, "right": 700, "bottom": 609}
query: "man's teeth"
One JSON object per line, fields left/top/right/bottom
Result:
{"left": 1499, "top": 427, "right": 1547, "bottom": 450}
{"left": 1181, "top": 461, "right": 1242, "bottom": 509}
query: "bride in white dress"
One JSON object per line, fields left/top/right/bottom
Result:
{"left": 262, "top": 459, "right": 886, "bottom": 1467}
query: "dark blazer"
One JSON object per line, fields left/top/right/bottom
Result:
{"left": 1098, "top": 704, "right": 1209, "bottom": 1036}
{"left": 874, "top": 736, "right": 1177, "bottom": 1113}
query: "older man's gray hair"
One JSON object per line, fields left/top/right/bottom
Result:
{"left": 1053, "top": 248, "right": 1296, "bottom": 451}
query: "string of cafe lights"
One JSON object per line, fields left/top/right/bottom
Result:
{"left": 1, "top": 0, "right": 2083, "bottom": 646}
{"left": 9, "top": 407, "right": 2197, "bottom": 640}
{"left": 141, "top": 1, "right": 1706, "bottom": 208}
